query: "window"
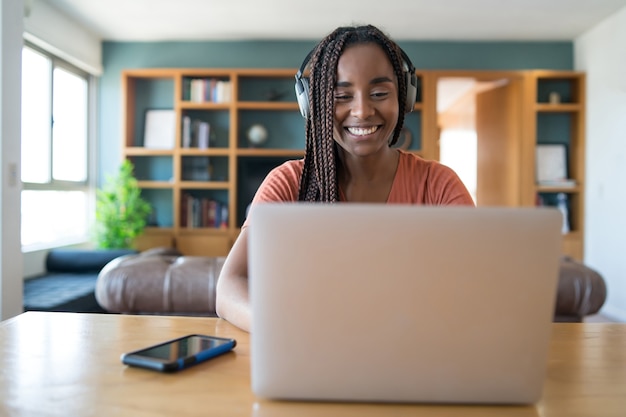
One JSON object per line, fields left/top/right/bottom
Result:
{"left": 21, "top": 45, "right": 93, "bottom": 249}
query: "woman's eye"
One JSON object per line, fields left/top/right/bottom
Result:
{"left": 372, "top": 91, "right": 389, "bottom": 98}
{"left": 334, "top": 94, "right": 351, "bottom": 100}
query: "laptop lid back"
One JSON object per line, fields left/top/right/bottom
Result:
{"left": 249, "top": 204, "right": 562, "bottom": 404}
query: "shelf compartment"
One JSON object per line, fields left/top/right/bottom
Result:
{"left": 536, "top": 113, "right": 575, "bottom": 143}
{"left": 126, "top": 78, "right": 175, "bottom": 147}
{"left": 141, "top": 188, "right": 174, "bottom": 228}
{"left": 181, "top": 155, "right": 228, "bottom": 182}
{"left": 536, "top": 191, "right": 580, "bottom": 234}
{"left": 179, "top": 189, "right": 229, "bottom": 229}
{"left": 238, "top": 75, "right": 296, "bottom": 103}
{"left": 238, "top": 110, "right": 305, "bottom": 149}
{"left": 536, "top": 76, "right": 582, "bottom": 104}
{"left": 236, "top": 156, "right": 299, "bottom": 227}
{"left": 129, "top": 155, "right": 173, "bottom": 182}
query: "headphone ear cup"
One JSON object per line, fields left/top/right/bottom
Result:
{"left": 295, "top": 77, "right": 310, "bottom": 119}
{"left": 405, "top": 71, "right": 417, "bottom": 113}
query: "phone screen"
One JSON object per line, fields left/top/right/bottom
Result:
{"left": 122, "top": 334, "right": 236, "bottom": 372}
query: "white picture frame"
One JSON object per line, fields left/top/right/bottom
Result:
{"left": 144, "top": 109, "right": 175, "bottom": 149}
{"left": 536, "top": 144, "right": 567, "bottom": 183}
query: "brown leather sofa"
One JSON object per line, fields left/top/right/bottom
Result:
{"left": 554, "top": 256, "right": 607, "bottom": 322}
{"left": 95, "top": 248, "right": 607, "bottom": 322}
{"left": 95, "top": 247, "right": 224, "bottom": 316}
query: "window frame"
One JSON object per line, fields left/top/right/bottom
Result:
{"left": 21, "top": 42, "right": 97, "bottom": 251}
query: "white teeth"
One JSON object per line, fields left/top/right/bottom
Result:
{"left": 347, "top": 126, "right": 378, "bottom": 136}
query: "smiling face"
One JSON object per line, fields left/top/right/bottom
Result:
{"left": 332, "top": 43, "right": 400, "bottom": 157}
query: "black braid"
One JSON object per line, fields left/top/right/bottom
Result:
{"left": 298, "top": 25, "right": 409, "bottom": 202}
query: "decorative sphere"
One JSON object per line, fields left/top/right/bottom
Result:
{"left": 247, "top": 124, "right": 268, "bottom": 147}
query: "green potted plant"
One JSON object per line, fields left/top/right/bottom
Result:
{"left": 94, "top": 160, "right": 152, "bottom": 249}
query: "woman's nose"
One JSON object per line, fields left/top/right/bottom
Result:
{"left": 351, "top": 94, "right": 375, "bottom": 119}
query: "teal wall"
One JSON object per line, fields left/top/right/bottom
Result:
{"left": 99, "top": 40, "right": 573, "bottom": 183}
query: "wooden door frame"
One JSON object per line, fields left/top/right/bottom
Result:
{"left": 421, "top": 70, "right": 526, "bottom": 206}
{"left": 421, "top": 70, "right": 525, "bottom": 161}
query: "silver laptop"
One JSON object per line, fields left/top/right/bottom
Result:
{"left": 248, "top": 204, "right": 562, "bottom": 404}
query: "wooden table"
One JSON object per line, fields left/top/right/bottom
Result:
{"left": 1, "top": 312, "right": 625, "bottom": 416}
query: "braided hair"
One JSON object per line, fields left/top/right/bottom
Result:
{"left": 297, "top": 25, "right": 409, "bottom": 202}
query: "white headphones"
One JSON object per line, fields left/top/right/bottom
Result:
{"left": 294, "top": 48, "right": 418, "bottom": 119}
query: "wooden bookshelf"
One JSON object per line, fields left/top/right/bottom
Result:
{"left": 122, "top": 68, "right": 584, "bottom": 260}
{"left": 522, "top": 70, "right": 586, "bottom": 260}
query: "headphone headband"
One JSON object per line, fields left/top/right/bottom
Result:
{"left": 294, "top": 45, "right": 418, "bottom": 119}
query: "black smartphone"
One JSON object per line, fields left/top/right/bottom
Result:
{"left": 121, "top": 334, "right": 236, "bottom": 372}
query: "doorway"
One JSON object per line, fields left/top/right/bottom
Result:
{"left": 435, "top": 73, "right": 523, "bottom": 206}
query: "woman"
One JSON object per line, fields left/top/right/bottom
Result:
{"left": 216, "top": 24, "right": 474, "bottom": 332}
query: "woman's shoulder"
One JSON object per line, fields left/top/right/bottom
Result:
{"left": 262, "top": 158, "right": 304, "bottom": 186}
{"left": 398, "top": 150, "right": 446, "bottom": 173}
{"left": 270, "top": 158, "right": 304, "bottom": 177}
{"left": 394, "top": 150, "right": 474, "bottom": 205}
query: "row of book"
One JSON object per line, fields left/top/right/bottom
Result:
{"left": 181, "top": 194, "right": 228, "bottom": 229}
{"left": 182, "top": 116, "right": 210, "bottom": 148}
{"left": 183, "top": 78, "right": 232, "bottom": 103}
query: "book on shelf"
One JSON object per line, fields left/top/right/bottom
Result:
{"left": 181, "top": 193, "right": 228, "bottom": 229}
{"left": 196, "top": 121, "right": 210, "bottom": 149}
{"left": 220, "top": 204, "right": 228, "bottom": 229}
{"left": 182, "top": 116, "right": 191, "bottom": 148}
{"left": 181, "top": 117, "right": 211, "bottom": 149}
{"left": 186, "top": 78, "right": 231, "bottom": 103}
{"left": 189, "top": 79, "right": 205, "bottom": 102}
{"left": 181, "top": 116, "right": 211, "bottom": 149}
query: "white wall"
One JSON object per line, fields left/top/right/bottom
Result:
{"left": 23, "top": 0, "right": 102, "bottom": 75}
{"left": 20, "top": 0, "right": 102, "bottom": 279}
{"left": 575, "top": 5, "right": 626, "bottom": 322}
{"left": 0, "top": 0, "right": 25, "bottom": 321}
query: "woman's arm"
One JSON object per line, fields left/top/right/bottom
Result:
{"left": 216, "top": 160, "right": 304, "bottom": 332}
{"left": 216, "top": 228, "right": 252, "bottom": 332}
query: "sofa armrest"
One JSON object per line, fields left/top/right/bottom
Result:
{"left": 95, "top": 252, "right": 224, "bottom": 316}
{"left": 554, "top": 257, "right": 607, "bottom": 322}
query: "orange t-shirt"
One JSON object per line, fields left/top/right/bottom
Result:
{"left": 243, "top": 150, "right": 474, "bottom": 227}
